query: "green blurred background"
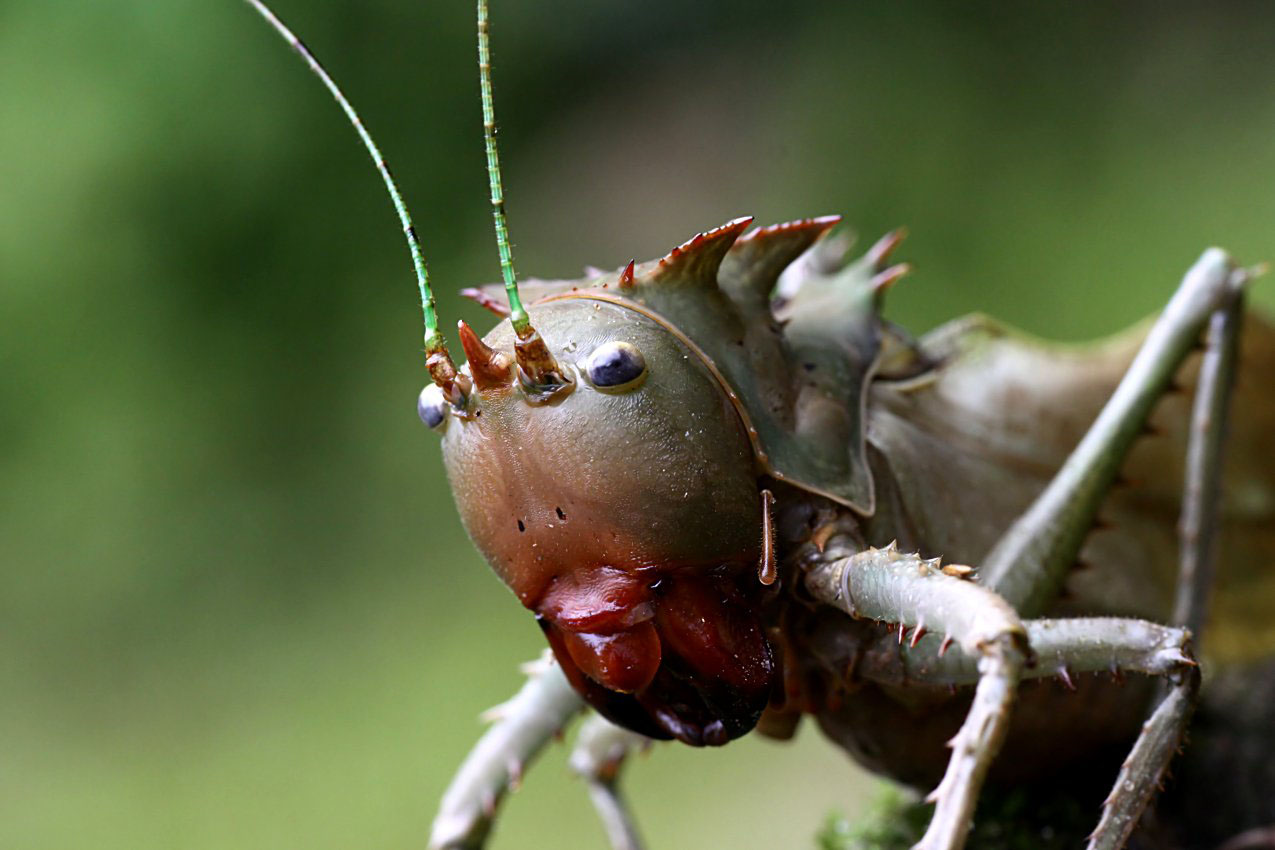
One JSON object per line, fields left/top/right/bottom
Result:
{"left": 3, "top": 2, "right": 1273, "bottom": 848}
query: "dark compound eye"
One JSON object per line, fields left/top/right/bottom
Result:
{"left": 584, "top": 341, "right": 647, "bottom": 389}
{"left": 417, "top": 384, "right": 449, "bottom": 429}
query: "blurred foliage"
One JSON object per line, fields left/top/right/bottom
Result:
{"left": 2, "top": 1, "right": 1274, "bottom": 848}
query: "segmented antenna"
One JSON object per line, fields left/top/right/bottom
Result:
{"left": 244, "top": 0, "right": 464, "bottom": 397}
{"left": 476, "top": 0, "right": 529, "bottom": 335}
{"left": 474, "top": 1, "right": 569, "bottom": 394}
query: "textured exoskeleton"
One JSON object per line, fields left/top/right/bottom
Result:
{"left": 240, "top": 2, "right": 1275, "bottom": 846}
{"left": 442, "top": 214, "right": 1271, "bottom": 728}
{"left": 431, "top": 216, "right": 1275, "bottom": 848}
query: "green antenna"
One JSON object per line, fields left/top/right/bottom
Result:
{"left": 477, "top": 0, "right": 530, "bottom": 336}
{"left": 244, "top": 0, "right": 452, "bottom": 365}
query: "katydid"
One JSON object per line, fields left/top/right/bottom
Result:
{"left": 243, "top": 2, "right": 1275, "bottom": 848}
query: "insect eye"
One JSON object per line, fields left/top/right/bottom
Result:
{"left": 417, "top": 384, "right": 449, "bottom": 429}
{"left": 583, "top": 341, "right": 647, "bottom": 390}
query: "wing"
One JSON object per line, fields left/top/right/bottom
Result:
{"left": 865, "top": 310, "right": 1275, "bottom": 662}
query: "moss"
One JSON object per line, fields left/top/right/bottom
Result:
{"left": 816, "top": 787, "right": 926, "bottom": 850}
{"left": 818, "top": 784, "right": 1094, "bottom": 850}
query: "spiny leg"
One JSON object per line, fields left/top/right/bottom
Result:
{"left": 805, "top": 544, "right": 1029, "bottom": 850}
{"left": 873, "top": 251, "right": 1247, "bottom": 848}
{"left": 870, "top": 616, "right": 1201, "bottom": 850}
{"left": 1088, "top": 666, "right": 1199, "bottom": 849}
{"left": 430, "top": 653, "right": 584, "bottom": 850}
{"left": 568, "top": 714, "right": 650, "bottom": 850}
{"left": 1090, "top": 278, "right": 1246, "bottom": 848}
{"left": 1172, "top": 293, "right": 1244, "bottom": 642}
{"left": 869, "top": 617, "right": 1196, "bottom": 685}
{"left": 973, "top": 252, "right": 1248, "bottom": 846}
{"left": 979, "top": 249, "right": 1249, "bottom": 617}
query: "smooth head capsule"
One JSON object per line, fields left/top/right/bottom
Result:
{"left": 431, "top": 299, "right": 776, "bottom": 745}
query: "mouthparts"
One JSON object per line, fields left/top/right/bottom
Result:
{"left": 535, "top": 566, "right": 775, "bottom": 746}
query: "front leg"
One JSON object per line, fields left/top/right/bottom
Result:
{"left": 805, "top": 549, "right": 1205, "bottom": 850}
{"left": 806, "top": 544, "right": 1029, "bottom": 850}
{"left": 874, "top": 616, "right": 1201, "bottom": 850}
{"left": 568, "top": 714, "right": 650, "bottom": 850}
{"left": 430, "top": 654, "right": 583, "bottom": 849}
{"left": 430, "top": 657, "right": 650, "bottom": 850}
